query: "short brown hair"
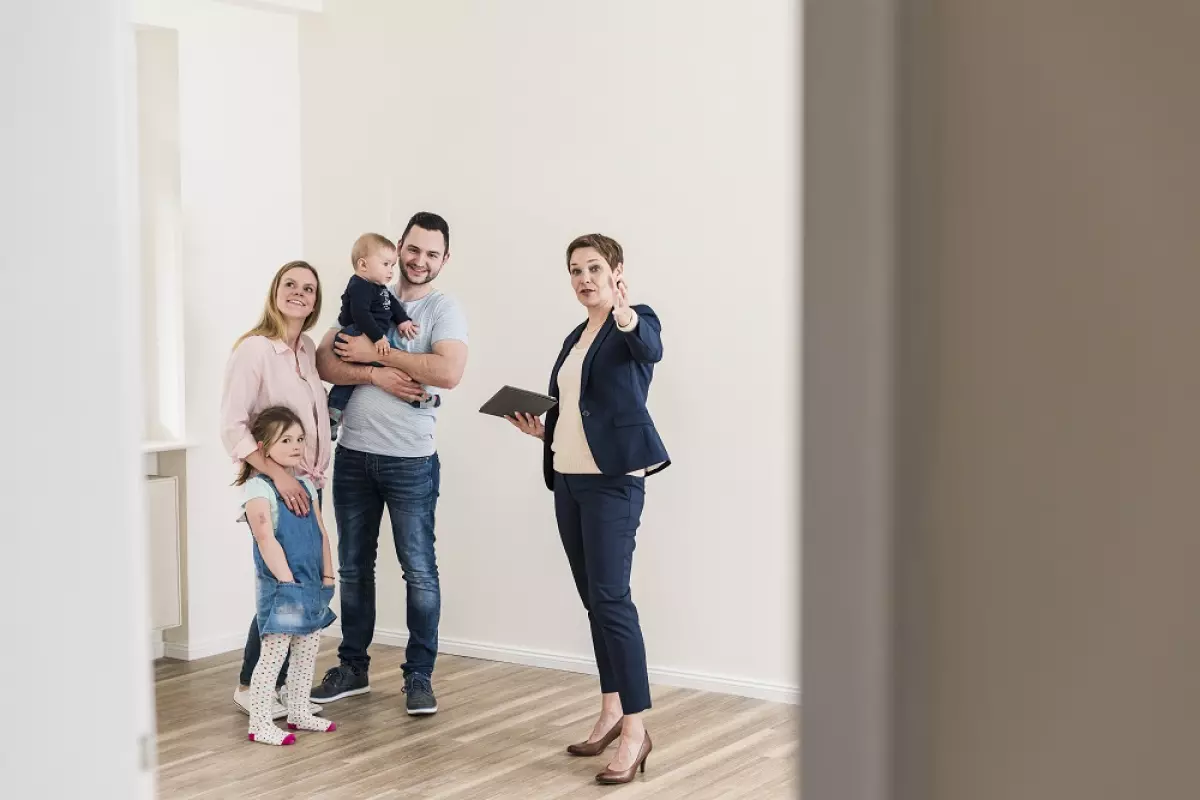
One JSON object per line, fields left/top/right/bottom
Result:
{"left": 351, "top": 233, "right": 395, "bottom": 267}
{"left": 566, "top": 233, "right": 623, "bottom": 271}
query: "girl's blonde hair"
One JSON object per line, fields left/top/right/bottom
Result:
{"left": 233, "top": 406, "right": 306, "bottom": 486}
{"left": 233, "top": 260, "right": 323, "bottom": 350}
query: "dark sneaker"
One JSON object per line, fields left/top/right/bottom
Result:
{"left": 310, "top": 664, "right": 370, "bottom": 704}
{"left": 403, "top": 673, "right": 438, "bottom": 716}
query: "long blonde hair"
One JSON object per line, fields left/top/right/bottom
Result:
{"left": 233, "top": 260, "right": 323, "bottom": 350}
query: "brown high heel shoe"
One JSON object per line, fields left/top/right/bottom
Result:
{"left": 595, "top": 731, "right": 652, "bottom": 785}
{"left": 566, "top": 718, "right": 623, "bottom": 756}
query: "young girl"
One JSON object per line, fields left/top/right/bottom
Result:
{"left": 236, "top": 406, "right": 338, "bottom": 745}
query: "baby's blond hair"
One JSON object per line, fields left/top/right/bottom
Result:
{"left": 351, "top": 232, "right": 395, "bottom": 269}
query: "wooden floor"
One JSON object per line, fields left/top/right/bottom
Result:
{"left": 153, "top": 641, "right": 800, "bottom": 799}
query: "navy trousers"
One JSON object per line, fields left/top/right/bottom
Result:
{"left": 553, "top": 472, "right": 651, "bottom": 714}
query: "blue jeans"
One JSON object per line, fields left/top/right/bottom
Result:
{"left": 333, "top": 445, "right": 441, "bottom": 678}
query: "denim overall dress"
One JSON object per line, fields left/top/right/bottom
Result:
{"left": 253, "top": 479, "right": 337, "bottom": 636}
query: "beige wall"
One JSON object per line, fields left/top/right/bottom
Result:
{"left": 896, "top": 2, "right": 1200, "bottom": 798}
{"left": 801, "top": 0, "right": 895, "bottom": 797}
{"left": 299, "top": 0, "right": 800, "bottom": 698}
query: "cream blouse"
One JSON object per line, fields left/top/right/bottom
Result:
{"left": 551, "top": 311, "right": 647, "bottom": 477}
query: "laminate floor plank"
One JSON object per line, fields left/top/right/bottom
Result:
{"left": 153, "top": 640, "right": 799, "bottom": 798}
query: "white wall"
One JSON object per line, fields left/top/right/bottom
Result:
{"left": 136, "top": 25, "right": 185, "bottom": 445}
{"left": 0, "top": 0, "right": 155, "bottom": 795}
{"left": 300, "top": 0, "right": 800, "bottom": 699}
{"left": 133, "top": 0, "right": 316, "bottom": 657}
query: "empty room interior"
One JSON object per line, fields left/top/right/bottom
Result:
{"left": 14, "top": 1, "right": 1200, "bottom": 799}
{"left": 130, "top": 0, "right": 800, "bottom": 796}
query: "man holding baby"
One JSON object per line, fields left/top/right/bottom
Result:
{"left": 313, "top": 211, "right": 468, "bottom": 716}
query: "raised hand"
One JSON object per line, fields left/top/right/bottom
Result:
{"left": 610, "top": 268, "right": 632, "bottom": 326}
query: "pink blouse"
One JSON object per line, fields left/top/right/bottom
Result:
{"left": 219, "top": 334, "right": 332, "bottom": 488}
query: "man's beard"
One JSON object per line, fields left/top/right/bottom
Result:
{"left": 399, "top": 263, "right": 438, "bottom": 286}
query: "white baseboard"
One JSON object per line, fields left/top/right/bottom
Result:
{"left": 160, "top": 623, "right": 799, "bottom": 705}
{"left": 161, "top": 632, "right": 248, "bottom": 662}
{"left": 325, "top": 624, "right": 800, "bottom": 706}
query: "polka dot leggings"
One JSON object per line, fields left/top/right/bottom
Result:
{"left": 247, "top": 631, "right": 336, "bottom": 745}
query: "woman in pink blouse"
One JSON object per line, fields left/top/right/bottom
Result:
{"left": 220, "top": 260, "right": 332, "bottom": 718}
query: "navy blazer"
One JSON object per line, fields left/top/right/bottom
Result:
{"left": 543, "top": 304, "right": 672, "bottom": 490}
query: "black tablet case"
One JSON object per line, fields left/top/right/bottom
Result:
{"left": 478, "top": 385, "right": 558, "bottom": 418}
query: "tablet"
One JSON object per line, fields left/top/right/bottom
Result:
{"left": 478, "top": 385, "right": 558, "bottom": 419}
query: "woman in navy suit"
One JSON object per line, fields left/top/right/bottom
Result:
{"left": 508, "top": 233, "right": 669, "bottom": 786}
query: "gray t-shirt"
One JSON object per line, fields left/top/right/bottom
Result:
{"left": 337, "top": 289, "right": 468, "bottom": 458}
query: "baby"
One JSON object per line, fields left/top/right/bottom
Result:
{"left": 341, "top": 232, "right": 417, "bottom": 354}
{"left": 327, "top": 233, "right": 420, "bottom": 431}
